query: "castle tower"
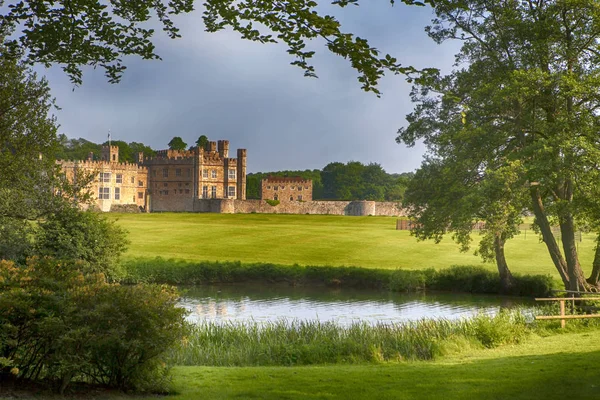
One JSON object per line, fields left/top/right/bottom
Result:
{"left": 101, "top": 145, "right": 119, "bottom": 163}
{"left": 218, "top": 140, "right": 229, "bottom": 158}
{"left": 236, "top": 149, "right": 247, "bottom": 200}
{"left": 137, "top": 152, "right": 144, "bottom": 164}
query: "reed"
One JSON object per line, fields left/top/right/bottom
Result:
{"left": 170, "top": 310, "right": 530, "bottom": 366}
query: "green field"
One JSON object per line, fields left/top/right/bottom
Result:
{"left": 112, "top": 213, "right": 596, "bottom": 278}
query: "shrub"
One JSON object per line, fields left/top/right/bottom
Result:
{"left": 35, "top": 206, "right": 129, "bottom": 281}
{"left": 0, "top": 258, "right": 186, "bottom": 393}
{"left": 266, "top": 199, "right": 280, "bottom": 206}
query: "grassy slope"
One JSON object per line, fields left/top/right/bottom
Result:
{"left": 164, "top": 331, "right": 600, "bottom": 400}
{"left": 112, "top": 213, "right": 596, "bottom": 277}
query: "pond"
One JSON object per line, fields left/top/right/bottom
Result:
{"left": 178, "top": 284, "right": 533, "bottom": 325}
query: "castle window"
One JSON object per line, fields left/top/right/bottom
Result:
{"left": 162, "top": 168, "right": 169, "bottom": 178}
{"left": 274, "top": 186, "right": 278, "bottom": 191}
{"left": 290, "top": 196, "right": 294, "bottom": 201}
{"left": 187, "top": 168, "right": 191, "bottom": 177}
{"left": 211, "top": 186, "right": 217, "bottom": 198}
{"left": 274, "top": 194, "right": 278, "bottom": 201}
{"left": 211, "top": 170, "right": 217, "bottom": 179}
{"left": 178, "top": 183, "right": 182, "bottom": 187}
{"left": 163, "top": 183, "right": 168, "bottom": 187}
{"left": 133, "top": 196, "right": 135, "bottom": 202}
{"left": 291, "top": 186, "right": 295, "bottom": 190}
{"left": 114, "top": 187, "right": 120, "bottom": 200}
{"left": 185, "top": 189, "right": 190, "bottom": 194}
{"left": 98, "top": 187, "right": 110, "bottom": 200}
{"left": 99, "top": 172, "right": 111, "bottom": 183}
{"left": 281, "top": 186, "right": 285, "bottom": 189}
{"left": 116, "top": 174, "right": 122, "bottom": 184}
{"left": 298, "top": 195, "right": 303, "bottom": 201}
{"left": 112, "top": 154, "right": 116, "bottom": 161}
{"left": 203, "top": 169, "right": 208, "bottom": 178}
{"left": 305, "top": 186, "right": 309, "bottom": 189}
{"left": 228, "top": 169, "right": 236, "bottom": 179}
{"left": 176, "top": 168, "right": 182, "bottom": 177}
{"left": 131, "top": 177, "right": 135, "bottom": 184}
{"left": 267, "top": 186, "right": 271, "bottom": 189}
{"left": 152, "top": 170, "right": 157, "bottom": 177}
{"left": 185, "top": 183, "right": 189, "bottom": 186}
{"left": 202, "top": 186, "right": 208, "bottom": 198}
{"left": 298, "top": 186, "right": 303, "bottom": 191}
{"left": 138, "top": 192, "right": 144, "bottom": 199}
{"left": 138, "top": 180, "right": 143, "bottom": 187}
{"left": 228, "top": 186, "right": 236, "bottom": 198}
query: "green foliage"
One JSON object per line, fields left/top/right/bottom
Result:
{"left": 265, "top": 199, "right": 280, "bottom": 206}
{"left": 0, "top": 258, "right": 187, "bottom": 393}
{"left": 171, "top": 310, "right": 529, "bottom": 366}
{"left": 122, "top": 258, "right": 553, "bottom": 297}
{"left": 168, "top": 136, "right": 188, "bottom": 151}
{"left": 55, "top": 135, "right": 156, "bottom": 162}
{"left": 398, "top": 0, "right": 600, "bottom": 290}
{"left": 35, "top": 207, "right": 129, "bottom": 281}
{"left": 195, "top": 135, "right": 209, "bottom": 149}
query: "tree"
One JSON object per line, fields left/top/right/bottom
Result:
{"left": 0, "top": 34, "right": 62, "bottom": 222}
{"left": 196, "top": 135, "right": 209, "bottom": 149}
{"left": 168, "top": 136, "right": 188, "bottom": 151}
{"left": 398, "top": 0, "right": 600, "bottom": 291}
{"left": 0, "top": 0, "right": 429, "bottom": 93}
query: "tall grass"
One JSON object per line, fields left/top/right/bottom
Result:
{"left": 170, "top": 311, "right": 530, "bottom": 366}
{"left": 122, "top": 258, "right": 555, "bottom": 297}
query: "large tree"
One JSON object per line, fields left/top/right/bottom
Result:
{"left": 0, "top": 0, "right": 429, "bottom": 93}
{"left": 398, "top": 0, "right": 600, "bottom": 291}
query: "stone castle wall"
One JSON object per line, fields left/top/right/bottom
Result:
{"left": 169, "top": 199, "right": 405, "bottom": 216}
{"left": 261, "top": 177, "right": 313, "bottom": 202}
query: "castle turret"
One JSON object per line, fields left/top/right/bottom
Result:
{"left": 101, "top": 145, "right": 119, "bottom": 163}
{"left": 218, "top": 140, "right": 229, "bottom": 158}
{"left": 138, "top": 152, "right": 144, "bottom": 164}
{"left": 208, "top": 141, "right": 217, "bottom": 153}
{"left": 236, "top": 148, "right": 247, "bottom": 200}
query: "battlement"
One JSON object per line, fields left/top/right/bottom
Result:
{"left": 58, "top": 159, "right": 147, "bottom": 172}
{"left": 263, "top": 176, "right": 312, "bottom": 184}
{"left": 153, "top": 149, "right": 195, "bottom": 160}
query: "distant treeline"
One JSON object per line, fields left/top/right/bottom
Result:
{"left": 55, "top": 135, "right": 156, "bottom": 163}
{"left": 56, "top": 137, "right": 412, "bottom": 201}
{"left": 247, "top": 162, "right": 413, "bottom": 201}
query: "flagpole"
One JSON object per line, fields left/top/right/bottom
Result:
{"left": 108, "top": 129, "right": 111, "bottom": 147}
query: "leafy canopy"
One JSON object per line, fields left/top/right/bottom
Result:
{"left": 0, "top": 0, "right": 432, "bottom": 93}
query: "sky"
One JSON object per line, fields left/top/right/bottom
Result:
{"left": 41, "top": 2, "right": 459, "bottom": 174}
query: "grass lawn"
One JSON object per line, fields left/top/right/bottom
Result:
{"left": 111, "top": 213, "right": 596, "bottom": 278}
{"left": 160, "top": 330, "right": 600, "bottom": 400}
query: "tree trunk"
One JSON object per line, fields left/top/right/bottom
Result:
{"left": 529, "top": 186, "right": 570, "bottom": 287}
{"left": 494, "top": 233, "right": 515, "bottom": 292}
{"left": 559, "top": 212, "right": 589, "bottom": 292}
{"left": 587, "top": 235, "right": 600, "bottom": 286}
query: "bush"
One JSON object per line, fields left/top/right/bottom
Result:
{"left": 0, "top": 258, "right": 186, "bottom": 393}
{"left": 266, "top": 199, "right": 280, "bottom": 206}
{"left": 35, "top": 206, "right": 129, "bottom": 281}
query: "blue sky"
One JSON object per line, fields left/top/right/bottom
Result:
{"left": 42, "top": 2, "right": 458, "bottom": 174}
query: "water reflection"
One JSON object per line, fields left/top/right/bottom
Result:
{"left": 178, "top": 284, "right": 533, "bottom": 325}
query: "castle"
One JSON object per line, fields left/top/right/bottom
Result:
{"left": 58, "top": 139, "right": 404, "bottom": 216}
{"left": 58, "top": 140, "right": 247, "bottom": 212}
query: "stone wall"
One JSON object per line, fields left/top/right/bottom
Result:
{"left": 190, "top": 199, "right": 405, "bottom": 216}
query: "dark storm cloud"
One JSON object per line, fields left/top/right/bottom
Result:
{"left": 44, "top": 3, "right": 458, "bottom": 173}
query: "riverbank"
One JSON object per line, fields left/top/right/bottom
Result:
{"left": 5, "top": 328, "right": 598, "bottom": 399}
{"left": 121, "top": 258, "right": 554, "bottom": 297}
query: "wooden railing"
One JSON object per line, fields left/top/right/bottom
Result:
{"left": 535, "top": 296, "right": 600, "bottom": 328}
